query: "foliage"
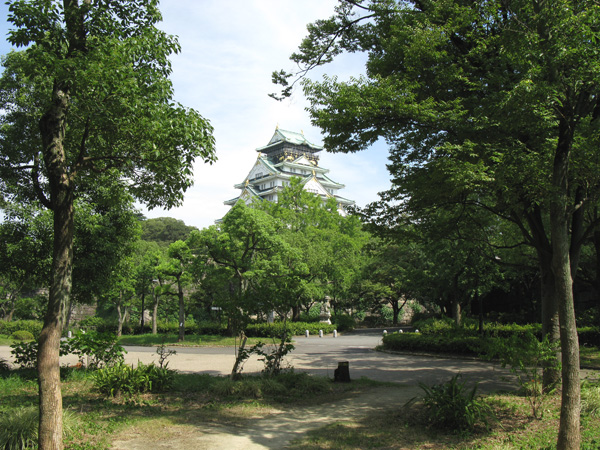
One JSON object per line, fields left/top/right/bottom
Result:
{"left": 9, "top": 330, "right": 34, "bottom": 341}
{"left": 64, "top": 330, "right": 126, "bottom": 369}
{"left": 0, "top": 320, "right": 43, "bottom": 339}
{"left": 581, "top": 380, "right": 600, "bottom": 418}
{"left": 248, "top": 338, "right": 295, "bottom": 377}
{"left": 10, "top": 340, "right": 41, "bottom": 369}
{"left": 141, "top": 217, "right": 197, "bottom": 247}
{"left": 484, "top": 333, "right": 560, "bottom": 419}
{"left": 279, "top": 2, "right": 600, "bottom": 444}
{"left": 245, "top": 322, "right": 336, "bottom": 338}
{"left": 10, "top": 330, "right": 124, "bottom": 370}
{"left": 579, "top": 327, "right": 600, "bottom": 348}
{"left": 93, "top": 362, "right": 175, "bottom": 397}
{"left": 331, "top": 314, "right": 355, "bottom": 332}
{"left": 0, "top": 406, "right": 78, "bottom": 450}
{"left": 382, "top": 332, "right": 486, "bottom": 356}
{"left": 0, "top": 358, "right": 10, "bottom": 372}
{"left": 416, "top": 374, "right": 494, "bottom": 432}
{"left": 155, "top": 343, "right": 177, "bottom": 370}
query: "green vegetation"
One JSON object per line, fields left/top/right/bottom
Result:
{"left": 415, "top": 374, "right": 494, "bottom": 432}
{"left": 117, "top": 333, "right": 264, "bottom": 347}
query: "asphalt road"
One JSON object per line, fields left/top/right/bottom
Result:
{"left": 0, "top": 328, "right": 516, "bottom": 392}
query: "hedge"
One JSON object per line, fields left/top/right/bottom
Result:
{"left": 382, "top": 332, "right": 488, "bottom": 356}
{"left": 382, "top": 326, "right": 600, "bottom": 355}
{"left": 0, "top": 320, "right": 43, "bottom": 339}
{"left": 245, "top": 322, "right": 337, "bottom": 338}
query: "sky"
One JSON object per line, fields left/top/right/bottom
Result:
{"left": 0, "top": 0, "right": 391, "bottom": 230}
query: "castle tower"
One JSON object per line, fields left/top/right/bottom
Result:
{"left": 224, "top": 128, "right": 355, "bottom": 213}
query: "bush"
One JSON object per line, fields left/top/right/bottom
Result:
{"left": 93, "top": 362, "right": 175, "bottom": 397}
{"left": 0, "top": 320, "right": 43, "bottom": 339}
{"left": 10, "top": 330, "right": 124, "bottom": 370}
{"left": 579, "top": 327, "right": 600, "bottom": 347}
{"left": 10, "top": 330, "right": 34, "bottom": 341}
{"left": 64, "top": 330, "right": 126, "bottom": 369}
{"left": 382, "top": 332, "right": 486, "bottom": 356}
{"left": 10, "top": 341, "right": 41, "bottom": 369}
{"left": 331, "top": 314, "right": 355, "bottom": 332}
{"left": 416, "top": 374, "right": 494, "bottom": 432}
{"left": 245, "top": 322, "right": 336, "bottom": 338}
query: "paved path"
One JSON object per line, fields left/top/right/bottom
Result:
{"left": 0, "top": 329, "right": 515, "bottom": 392}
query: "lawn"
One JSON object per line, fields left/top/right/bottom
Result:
{"left": 0, "top": 366, "right": 599, "bottom": 450}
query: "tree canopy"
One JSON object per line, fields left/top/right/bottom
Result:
{"left": 0, "top": 1, "right": 216, "bottom": 448}
{"left": 274, "top": 1, "right": 600, "bottom": 447}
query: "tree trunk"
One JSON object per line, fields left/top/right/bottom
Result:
{"left": 152, "top": 286, "right": 159, "bottom": 335}
{"left": 553, "top": 120, "right": 580, "bottom": 450}
{"left": 116, "top": 291, "right": 124, "bottom": 337}
{"left": 391, "top": 299, "right": 400, "bottom": 325}
{"left": 451, "top": 299, "right": 461, "bottom": 327}
{"left": 37, "top": 176, "right": 73, "bottom": 450}
{"left": 539, "top": 256, "right": 561, "bottom": 389}
{"left": 140, "top": 290, "right": 145, "bottom": 330}
{"left": 37, "top": 64, "right": 73, "bottom": 448}
{"left": 291, "top": 305, "right": 301, "bottom": 321}
{"left": 177, "top": 277, "right": 185, "bottom": 342}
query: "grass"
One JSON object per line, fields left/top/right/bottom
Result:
{"left": 581, "top": 345, "right": 600, "bottom": 369}
{"left": 287, "top": 388, "right": 600, "bottom": 450}
{"left": 117, "top": 333, "right": 266, "bottom": 347}
{"left": 1, "top": 365, "right": 599, "bottom": 449}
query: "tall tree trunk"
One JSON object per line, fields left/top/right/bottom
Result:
{"left": 177, "top": 277, "right": 185, "bottom": 342}
{"left": 37, "top": 70, "right": 73, "bottom": 449}
{"left": 553, "top": 120, "right": 580, "bottom": 450}
{"left": 152, "top": 286, "right": 159, "bottom": 335}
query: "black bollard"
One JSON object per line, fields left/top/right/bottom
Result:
{"left": 334, "top": 361, "right": 351, "bottom": 382}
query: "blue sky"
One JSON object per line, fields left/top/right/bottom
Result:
{"left": 0, "top": 0, "right": 391, "bottom": 229}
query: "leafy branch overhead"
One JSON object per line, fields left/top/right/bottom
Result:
{"left": 270, "top": 0, "right": 381, "bottom": 101}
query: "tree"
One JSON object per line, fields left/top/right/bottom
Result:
{"left": 158, "top": 240, "right": 193, "bottom": 341}
{"left": 0, "top": 1, "right": 216, "bottom": 448}
{"left": 275, "top": 1, "right": 600, "bottom": 447}
{"left": 0, "top": 204, "right": 52, "bottom": 320}
{"left": 141, "top": 216, "right": 197, "bottom": 247}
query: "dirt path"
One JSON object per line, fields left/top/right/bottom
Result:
{"left": 110, "top": 385, "right": 419, "bottom": 450}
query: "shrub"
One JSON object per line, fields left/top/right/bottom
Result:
{"left": 579, "top": 327, "right": 600, "bottom": 347}
{"left": 10, "top": 330, "right": 124, "bottom": 370}
{"left": 382, "top": 332, "right": 486, "bottom": 355}
{"left": 416, "top": 374, "right": 494, "bottom": 432}
{"left": 10, "top": 341, "right": 40, "bottom": 369}
{"left": 331, "top": 314, "right": 355, "bottom": 332}
{"left": 0, "top": 320, "right": 43, "bottom": 339}
{"left": 10, "top": 330, "right": 34, "bottom": 341}
{"left": 245, "top": 322, "right": 336, "bottom": 338}
{"left": 93, "top": 362, "right": 175, "bottom": 397}
{"left": 65, "top": 330, "right": 126, "bottom": 369}
{"left": 483, "top": 332, "right": 560, "bottom": 419}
